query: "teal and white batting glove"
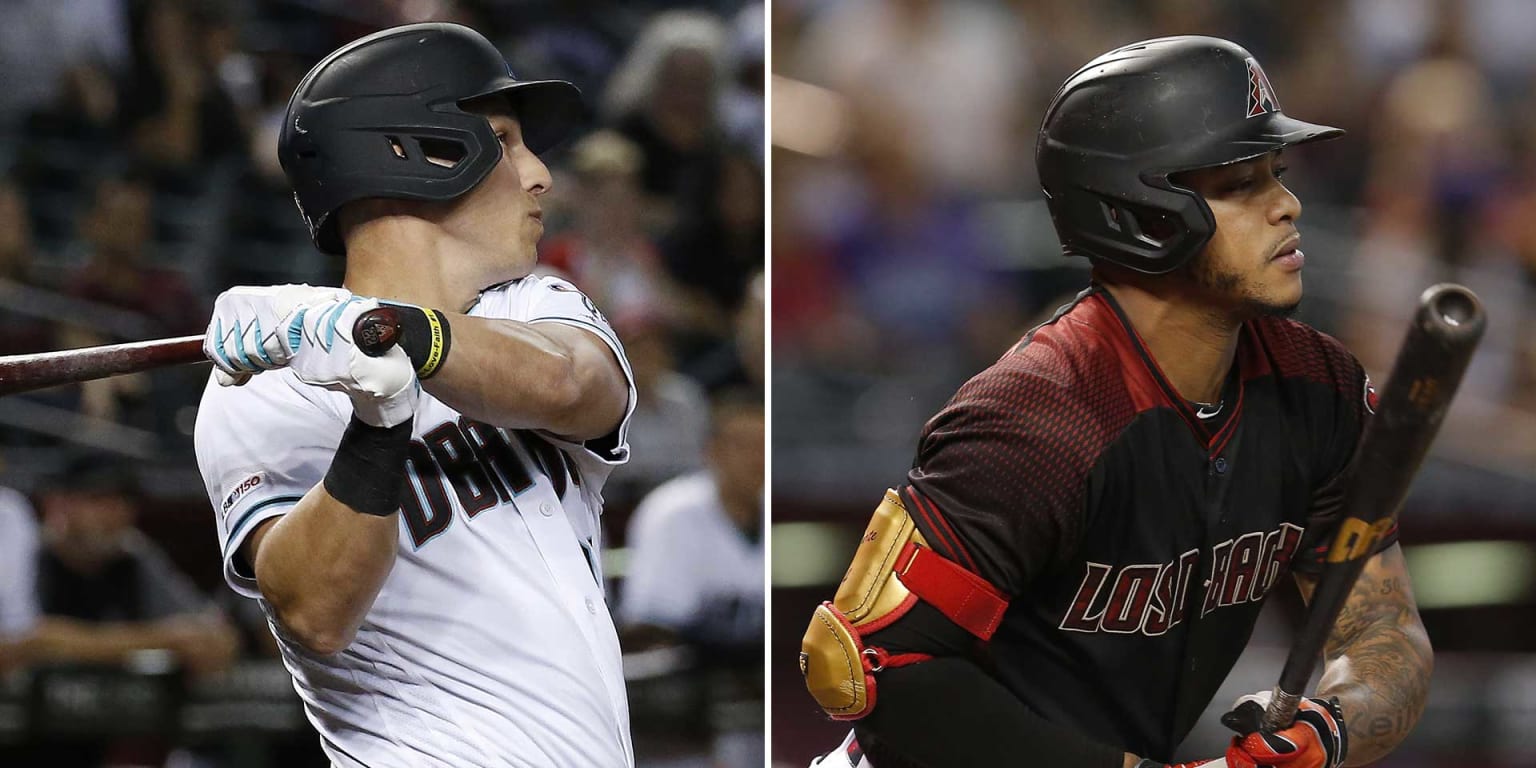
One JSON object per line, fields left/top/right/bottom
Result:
{"left": 283, "top": 294, "right": 419, "bottom": 428}
{"left": 204, "top": 284, "right": 351, "bottom": 386}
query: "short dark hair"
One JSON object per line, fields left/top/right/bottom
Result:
{"left": 45, "top": 452, "right": 143, "bottom": 500}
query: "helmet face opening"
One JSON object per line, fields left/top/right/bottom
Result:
{"left": 279, "top": 23, "right": 586, "bottom": 255}
{"left": 1036, "top": 36, "right": 1343, "bottom": 275}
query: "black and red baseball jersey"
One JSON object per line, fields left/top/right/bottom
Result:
{"left": 868, "top": 285, "right": 1391, "bottom": 759}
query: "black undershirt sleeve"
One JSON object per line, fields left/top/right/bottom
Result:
{"left": 854, "top": 602, "right": 1129, "bottom": 767}
{"left": 853, "top": 657, "right": 1124, "bottom": 768}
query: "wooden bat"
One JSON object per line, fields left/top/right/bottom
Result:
{"left": 0, "top": 306, "right": 403, "bottom": 398}
{"left": 1258, "top": 283, "right": 1486, "bottom": 733}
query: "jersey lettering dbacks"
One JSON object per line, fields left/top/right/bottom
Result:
{"left": 885, "top": 286, "right": 1391, "bottom": 759}
{"left": 196, "top": 275, "right": 638, "bottom": 768}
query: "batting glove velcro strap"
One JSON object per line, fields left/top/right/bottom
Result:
{"left": 1222, "top": 694, "right": 1347, "bottom": 768}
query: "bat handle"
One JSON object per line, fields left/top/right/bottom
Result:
{"left": 1260, "top": 686, "right": 1304, "bottom": 733}
{"left": 353, "top": 306, "right": 403, "bottom": 357}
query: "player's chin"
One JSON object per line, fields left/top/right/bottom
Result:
{"left": 1253, "top": 283, "right": 1303, "bottom": 318}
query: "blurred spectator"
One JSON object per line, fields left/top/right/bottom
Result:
{"left": 621, "top": 392, "right": 764, "bottom": 646}
{"left": 63, "top": 173, "right": 204, "bottom": 423}
{"left": 721, "top": 3, "right": 765, "bottom": 161}
{"left": 604, "top": 10, "right": 728, "bottom": 231}
{"left": 0, "top": 0, "right": 129, "bottom": 127}
{"left": 23, "top": 455, "right": 237, "bottom": 678}
{"left": 0, "top": 456, "right": 237, "bottom": 768}
{"left": 0, "top": 486, "right": 40, "bottom": 676}
{"left": 1364, "top": 0, "right": 1503, "bottom": 272}
{"left": 663, "top": 141, "right": 764, "bottom": 320}
{"left": 795, "top": 0, "right": 1033, "bottom": 196}
{"left": 828, "top": 105, "right": 1020, "bottom": 373}
{"left": 1344, "top": 3, "right": 1506, "bottom": 377}
{"left": 0, "top": 180, "right": 58, "bottom": 355}
{"left": 121, "top": 0, "right": 248, "bottom": 177}
{"left": 541, "top": 130, "right": 693, "bottom": 326}
{"left": 23, "top": 62, "right": 123, "bottom": 147}
{"left": 620, "top": 392, "right": 764, "bottom": 765}
{"left": 66, "top": 173, "right": 202, "bottom": 336}
{"left": 612, "top": 309, "right": 709, "bottom": 503}
{"left": 688, "top": 270, "right": 764, "bottom": 394}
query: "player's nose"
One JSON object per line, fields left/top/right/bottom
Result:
{"left": 1271, "top": 182, "right": 1301, "bottom": 224}
{"left": 514, "top": 146, "right": 553, "bottom": 197}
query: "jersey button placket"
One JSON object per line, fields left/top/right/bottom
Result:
{"left": 539, "top": 502, "right": 556, "bottom": 517}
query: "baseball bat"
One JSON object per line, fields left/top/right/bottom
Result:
{"left": 0, "top": 306, "right": 402, "bottom": 398}
{"left": 1256, "top": 283, "right": 1485, "bottom": 733}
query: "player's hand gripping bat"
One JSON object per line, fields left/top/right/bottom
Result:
{"left": 0, "top": 306, "right": 403, "bottom": 397}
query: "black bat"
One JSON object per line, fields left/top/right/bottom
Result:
{"left": 1259, "top": 283, "right": 1486, "bottom": 732}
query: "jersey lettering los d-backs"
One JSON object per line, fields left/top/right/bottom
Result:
{"left": 195, "top": 275, "right": 638, "bottom": 768}
{"left": 878, "top": 285, "right": 1393, "bottom": 759}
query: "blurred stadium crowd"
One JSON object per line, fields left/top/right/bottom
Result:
{"left": 0, "top": 1, "right": 763, "bottom": 767}
{"left": 773, "top": 0, "right": 1536, "bottom": 766}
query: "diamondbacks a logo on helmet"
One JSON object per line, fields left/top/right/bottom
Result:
{"left": 1245, "top": 58, "right": 1280, "bottom": 118}
{"left": 1363, "top": 376, "right": 1379, "bottom": 415}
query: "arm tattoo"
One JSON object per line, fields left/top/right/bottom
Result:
{"left": 1312, "top": 546, "right": 1433, "bottom": 766}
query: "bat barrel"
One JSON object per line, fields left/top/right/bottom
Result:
{"left": 0, "top": 336, "right": 206, "bottom": 397}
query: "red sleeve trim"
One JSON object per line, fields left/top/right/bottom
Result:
{"left": 904, "top": 485, "right": 980, "bottom": 574}
{"left": 895, "top": 540, "right": 1009, "bottom": 640}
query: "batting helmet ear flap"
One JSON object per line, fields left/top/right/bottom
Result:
{"left": 1041, "top": 158, "right": 1216, "bottom": 274}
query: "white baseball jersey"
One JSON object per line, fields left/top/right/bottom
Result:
{"left": 0, "top": 487, "right": 40, "bottom": 638}
{"left": 195, "top": 276, "right": 637, "bottom": 768}
{"left": 619, "top": 471, "right": 763, "bottom": 638}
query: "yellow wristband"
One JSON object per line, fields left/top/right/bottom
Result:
{"left": 417, "top": 308, "right": 447, "bottom": 379}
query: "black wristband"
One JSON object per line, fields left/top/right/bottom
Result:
{"left": 323, "top": 416, "right": 412, "bottom": 516}
{"left": 394, "top": 305, "right": 452, "bottom": 379}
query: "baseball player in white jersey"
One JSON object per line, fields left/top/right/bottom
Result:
{"left": 0, "top": 487, "right": 40, "bottom": 646}
{"left": 621, "top": 397, "right": 763, "bottom": 640}
{"left": 194, "top": 23, "right": 636, "bottom": 767}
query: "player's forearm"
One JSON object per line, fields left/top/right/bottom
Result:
{"left": 250, "top": 484, "right": 399, "bottom": 655}
{"left": 424, "top": 314, "right": 624, "bottom": 440}
{"left": 1313, "top": 548, "right": 1433, "bottom": 765}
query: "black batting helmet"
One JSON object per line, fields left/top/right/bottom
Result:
{"left": 1036, "top": 36, "right": 1343, "bottom": 275}
{"left": 279, "top": 23, "right": 585, "bottom": 255}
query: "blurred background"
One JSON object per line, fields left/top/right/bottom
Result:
{"left": 773, "top": 0, "right": 1536, "bottom": 765}
{"left": 0, "top": 1, "right": 763, "bottom": 767}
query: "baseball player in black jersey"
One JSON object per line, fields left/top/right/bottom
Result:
{"left": 798, "top": 36, "right": 1432, "bottom": 768}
